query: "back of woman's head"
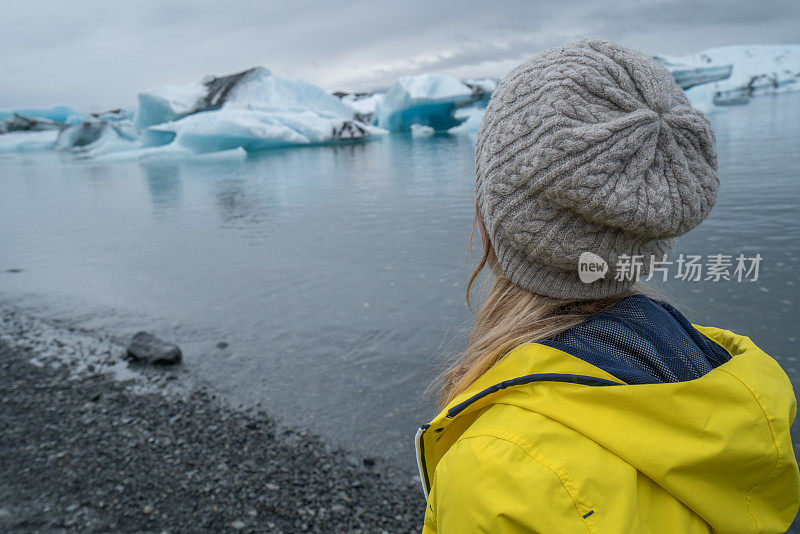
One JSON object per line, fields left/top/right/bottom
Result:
{"left": 438, "top": 39, "right": 719, "bottom": 409}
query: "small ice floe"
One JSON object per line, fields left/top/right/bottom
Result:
{"left": 447, "top": 106, "right": 486, "bottom": 139}
{"left": 410, "top": 123, "right": 435, "bottom": 137}
{"left": 713, "top": 88, "right": 750, "bottom": 106}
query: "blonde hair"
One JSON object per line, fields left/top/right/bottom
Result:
{"left": 436, "top": 215, "right": 635, "bottom": 410}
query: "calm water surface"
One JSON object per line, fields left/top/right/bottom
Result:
{"left": 1, "top": 93, "right": 799, "bottom": 472}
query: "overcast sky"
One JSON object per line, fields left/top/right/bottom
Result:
{"left": 2, "top": 0, "right": 799, "bottom": 111}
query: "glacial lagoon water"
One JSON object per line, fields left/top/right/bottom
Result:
{"left": 1, "top": 92, "right": 799, "bottom": 473}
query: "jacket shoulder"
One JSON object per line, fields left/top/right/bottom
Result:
{"left": 427, "top": 424, "right": 598, "bottom": 533}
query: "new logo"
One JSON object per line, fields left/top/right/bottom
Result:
{"left": 578, "top": 252, "right": 608, "bottom": 283}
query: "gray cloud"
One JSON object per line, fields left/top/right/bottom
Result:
{"left": 1, "top": 0, "right": 798, "bottom": 110}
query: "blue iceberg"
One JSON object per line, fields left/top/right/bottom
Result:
{"left": 375, "top": 74, "right": 493, "bottom": 132}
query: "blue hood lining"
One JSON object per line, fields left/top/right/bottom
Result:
{"left": 539, "top": 295, "right": 731, "bottom": 385}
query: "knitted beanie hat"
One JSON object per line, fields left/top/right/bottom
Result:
{"left": 475, "top": 39, "right": 719, "bottom": 299}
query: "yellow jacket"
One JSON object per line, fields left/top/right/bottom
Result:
{"left": 417, "top": 325, "right": 800, "bottom": 533}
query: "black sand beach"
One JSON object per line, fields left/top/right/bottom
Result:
{"left": 0, "top": 311, "right": 425, "bottom": 533}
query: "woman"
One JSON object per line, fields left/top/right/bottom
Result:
{"left": 416, "top": 39, "right": 799, "bottom": 533}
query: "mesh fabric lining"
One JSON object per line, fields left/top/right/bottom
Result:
{"left": 539, "top": 295, "right": 731, "bottom": 385}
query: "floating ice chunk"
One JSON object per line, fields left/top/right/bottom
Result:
{"left": 410, "top": 123, "right": 435, "bottom": 137}
{"left": 375, "top": 74, "right": 489, "bottom": 132}
{"left": 654, "top": 56, "right": 732, "bottom": 90}
{"left": 134, "top": 77, "right": 214, "bottom": 128}
{"left": 95, "top": 144, "right": 247, "bottom": 163}
{"left": 91, "top": 108, "right": 135, "bottom": 122}
{"left": 56, "top": 119, "right": 139, "bottom": 158}
{"left": 339, "top": 92, "right": 384, "bottom": 124}
{"left": 135, "top": 67, "right": 357, "bottom": 128}
{"left": 0, "top": 130, "right": 59, "bottom": 153}
{"left": 148, "top": 108, "right": 385, "bottom": 152}
{"left": 0, "top": 114, "right": 62, "bottom": 134}
{"left": 463, "top": 78, "right": 498, "bottom": 94}
{"left": 661, "top": 45, "right": 800, "bottom": 111}
{"left": 228, "top": 68, "right": 355, "bottom": 118}
{"left": 134, "top": 67, "right": 383, "bottom": 153}
{"left": 447, "top": 106, "right": 486, "bottom": 139}
{"left": 134, "top": 68, "right": 278, "bottom": 127}
{"left": 682, "top": 85, "right": 715, "bottom": 115}
{"left": 0, "top": 105, "right": 87, "bottom": 124}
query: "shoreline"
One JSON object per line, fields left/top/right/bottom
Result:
{"left": 0, "top": 309, "right": 424, "bottom": 533}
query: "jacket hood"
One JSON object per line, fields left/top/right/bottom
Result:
{"left": 417, "top": 325, "right": 799, "bottom": 532}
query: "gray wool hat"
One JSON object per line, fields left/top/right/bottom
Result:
{"left": 475, "top": 39, "right": 719, "bottom": 299}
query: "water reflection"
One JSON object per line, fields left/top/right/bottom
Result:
{"left": 142, "top": 161, "right": 183, "bottom": 209}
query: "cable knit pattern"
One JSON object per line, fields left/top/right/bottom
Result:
{"left": 475, "top": 39, "right": 719, "bottom": 299}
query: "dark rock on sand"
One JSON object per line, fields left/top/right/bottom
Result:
{"left": 126, "top": 331, "right": 182, "bottom": 366}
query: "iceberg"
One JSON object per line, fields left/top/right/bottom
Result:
{"left": 94, "top": 144, "right": 248, "bottom": 163}
{"left": 55, "top": 119, "right": 139, "bottom": 158}
{"left": 0, "top": 105, "right": 96, "bottom": 153}
{"left": 661, "top": 45, "right": 800, "bottom": 112}
{"left": 92, "top": 108, "right": 135, "bottom": 122}
{"left": 655, "top": 56, "right": 732, "bottom": 90}
{"left": 337, "top": 92, "right": 384, "bottom": 124}
{"left": 447, "top": 106, "right": 485, "bottom": 138}
{"left": 463, "top": 78, "right": 497, "bottom": 95}
{"left": 375, "top": 74, "right": 492, "bottom": 132}
{"left": 1, "top": 68, "right": 385, "bottom": 159}
{"left": 410, "top": 123, "right": 435, "bottom": 137}
{"left": 146, "top": 109, "right": 383, "bottom": 152}
{"left": 0, "top": 105, "right": 87, "bottom": 125}
{"left": 0, "top": 113, "right": 63, "bottom": 134}
{"left": 135, "top": 67, "right": 385, "bottom": 153}
{"left": 0, "top": 130, "right": 59, "bottom": 153}
{"left": 133, "top": 68, "right": 260, "bottom": 128}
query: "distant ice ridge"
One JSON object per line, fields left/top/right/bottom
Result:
{"left": 2, "top": 44, "right": 798, "bottom": 157}
{"left": 658, "top": 45, "right": 800, "bottom": 113}
{"left": 375, "top": 74, "right": 494, "bottom": 132}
